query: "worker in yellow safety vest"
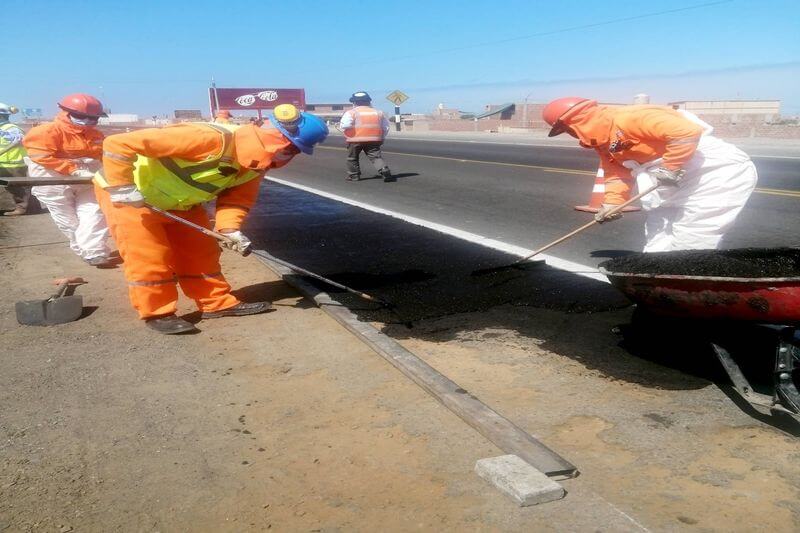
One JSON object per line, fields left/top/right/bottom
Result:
{"left": 0, "top": 103, "right": 32, "bottom": 216}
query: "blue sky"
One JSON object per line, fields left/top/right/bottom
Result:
{"left": 3, "top": 0, "right": 799, "bottom": 117}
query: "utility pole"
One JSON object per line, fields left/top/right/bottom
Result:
{"left": 521, "top": 92, "right": 535, "bottom": 127}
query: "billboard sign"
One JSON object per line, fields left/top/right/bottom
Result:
{"left": 22, "top": 108, "right": 43, "bottom": 118}
{"left": 209, "top": 87, "right": 306, "bottom": 111}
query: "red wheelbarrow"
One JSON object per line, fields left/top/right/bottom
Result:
{"left": 600, "top": 248, "right": 800, "bottom": 416}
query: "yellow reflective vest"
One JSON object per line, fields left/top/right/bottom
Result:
{"left": 0, "top": 122, "right": 27, "bottom": 169}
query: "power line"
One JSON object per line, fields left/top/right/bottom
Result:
{"left": 341, "top": 0, "right": 735, "bottom": 68}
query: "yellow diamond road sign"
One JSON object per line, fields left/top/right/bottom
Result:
{"left": 386, "top": 90, "right": 409, "bottom": 105}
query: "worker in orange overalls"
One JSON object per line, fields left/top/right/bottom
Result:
{"left": 339, "top": 91, "right": 393, "bottom": 182}
{"left": 542, "top": 98, "right": 758, "bottom": 252}
{"left": 24, "top": 93, "right": 118, "bottom": 267}
{"left": 95, "top": 104, "right": 328, "bottom": 334}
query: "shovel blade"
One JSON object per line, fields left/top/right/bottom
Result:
{"left": 15, "top": 295, "right": 84, "bottom": 326}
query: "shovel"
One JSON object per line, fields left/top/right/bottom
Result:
{"left": 471, "top": 183, "right": 660, "bottom": 277}
{"left": 16, "top": 277, "right": 86, "bottom": 326}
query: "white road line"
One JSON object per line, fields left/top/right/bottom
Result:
{"left": 328, "top": 134, "right": 800, "bottom": 159}
{"left": 265, "top": 175, "right": 608, "bottom": 283}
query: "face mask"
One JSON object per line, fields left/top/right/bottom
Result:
{"left": 69, "top": 115, "right": 99, "bottom": 127}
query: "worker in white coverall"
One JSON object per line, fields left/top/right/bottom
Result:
{"left": 542, "top": 97, "right": 758, "bottom": 252}
{"left": 23, "top": 93, "right": 118, "bottom": 267}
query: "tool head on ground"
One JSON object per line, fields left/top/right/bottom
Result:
{"left": 542, "top": 97, "right": 597, "bottom": 137}
{"left": 269, "top": 107, "right": 328, "bottom": 155}
{"left": 58, "top": 93, "right": 107, "bottom": 118}
{"left": 0, "top": 102, "right": 19, "bottom": 117}
{"left": 349, "top": 91, "right": 372, "bottom": 105}
{"left": 15, "top": 280, "right": 84, "bottom": 326}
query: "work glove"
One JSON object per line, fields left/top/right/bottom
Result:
{"left": 107, "top": 184, "right": 146, "bottom": 208}
{"left": 219, "top": 230, "right": 252, "bottom": 256}
{"left": 70, "top": 168, "right": 96, "bottom": 178}
{"left": 650, "top": 167, "right": 685, "bottom": 187}
{"left": 594, "top": 203, "right": 623, "bottom": 224}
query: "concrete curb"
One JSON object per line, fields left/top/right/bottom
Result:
{"left": 475, "top": 455, "right": 566, "bottom": 507}
{"left": 255, "top": 252, "right": 578, "bottom": 479}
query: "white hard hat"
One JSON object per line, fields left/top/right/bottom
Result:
{"left": 0, "top": 103, "right": 18, "bottom": 115}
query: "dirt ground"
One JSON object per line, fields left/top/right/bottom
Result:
{"left": 1, "top": 200, "right": 799, "bottom": 532}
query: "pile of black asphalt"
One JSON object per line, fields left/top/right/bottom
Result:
{"left": 601, "top": 248, "right": 800, "bottom": 278}
{"left": 245, "top": 181, "right": 631, "bottom": 325}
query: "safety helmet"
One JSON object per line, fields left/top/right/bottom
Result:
{"left": 542, "top": 97, "right": 597, "bottom": 137}
{"left": 273, "top": 103, "right": 300, "bottom": 123}
{"left": 58, "top": 93, "right": 107, "bottom": 117}
{"left": 349, "top": 91, "right": 372, "bottom": 104}
{"left": 269, "top": 107, "right": 328, "bottom": 154}
{"left": 216, "top": 109, "right": 232, "bottom": 118}
{"left": 0, "top": 103, "right": 19, "bottom": 115}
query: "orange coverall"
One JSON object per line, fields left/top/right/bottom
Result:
{"left": 97, "top": 123, "right": 293, "bottom": 319}
{"left": 565, "top": 105, "right": 704, "bottom": 204}
{"left": 23, "top": 111, "right": 105, "bottom": 174}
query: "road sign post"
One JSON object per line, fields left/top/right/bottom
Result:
{"left": 386, "top": 90, "right": 409, "bottom": 133}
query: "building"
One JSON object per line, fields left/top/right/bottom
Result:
{"left": 668, "top": 100, "right": 781, "bottom": 124}
{"left": 305, "top": 103, "right": 349, "bottom": 123}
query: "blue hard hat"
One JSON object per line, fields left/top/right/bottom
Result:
{"left": 349, "top": 91, "right": 371, "bottom": 104}
{"left": 269, "top": 111, "right": 328, "bottom": 155}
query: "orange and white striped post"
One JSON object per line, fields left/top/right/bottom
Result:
{"left": 574, "top": 167, "right": 641, "bottom": 213}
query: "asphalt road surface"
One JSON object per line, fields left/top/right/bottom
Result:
{"left": 268, "top": 136, "right": 800, "bottom": 267}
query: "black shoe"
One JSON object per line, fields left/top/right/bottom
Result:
{"left": 145, "top": 314, "right": 198, "bottom": 335}
{"left": 201, "top": 301, "right": 273, "bottom": 319}
{"left": 345, "top": 174, "right": 361, "bottom": 181}
{"left": 85, "top": 255, "right": 123, "bottom": 269}
{"left": 380, "top": 168, "right": 395, "bottom": 182}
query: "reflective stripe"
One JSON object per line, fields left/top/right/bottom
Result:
{"left": 103, "top": 150, "right": 137, "bottom": 163}
{"left": 177, "top": 272, "right": 223, "bottom": 279}
{"left": 157, "top": 157, "right": 221, "bottom": 194}
{"left": 127, "top": 277, "right": 177, "bottom": 287}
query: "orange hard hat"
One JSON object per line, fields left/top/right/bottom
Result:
{"left": 542, "top": 97, "right": 596, "bottom": 137}
{"left": 216, "top": 110, "right": 232, "bottom": 118}
{"left": 58, "top": 93, "right": 107, "bottom": 117}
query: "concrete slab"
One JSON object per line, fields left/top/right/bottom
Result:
{"left": 475, "top": 454, "right": 566, "bottom": 507}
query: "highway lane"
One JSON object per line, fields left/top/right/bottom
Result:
{"left": 269, "top": 137, "right": 800, "bottom": 268}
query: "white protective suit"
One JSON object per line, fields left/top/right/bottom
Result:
{"left": 625, "top": 113, "right": 758, "bottom": 252}
{"left": 28, "top": 157, "right": 112, "bottom": 261}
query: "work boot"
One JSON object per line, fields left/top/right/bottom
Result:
{"left": 201, "top": 301, "right": 273, "bottom": 319}
{"left": 85, "top": 255, "right": 123, "bottom": 269}
{"left": 145, "top": 314, "right": 198, "bottom": 335}
{"left": 345, "top": 174, "right": 361, "bottom": 181}
{"left": 3, "top": 207, "right": 26, "bottom": 216}
{"left": 380, "top": 167, "right": 395, "bottom": 182}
